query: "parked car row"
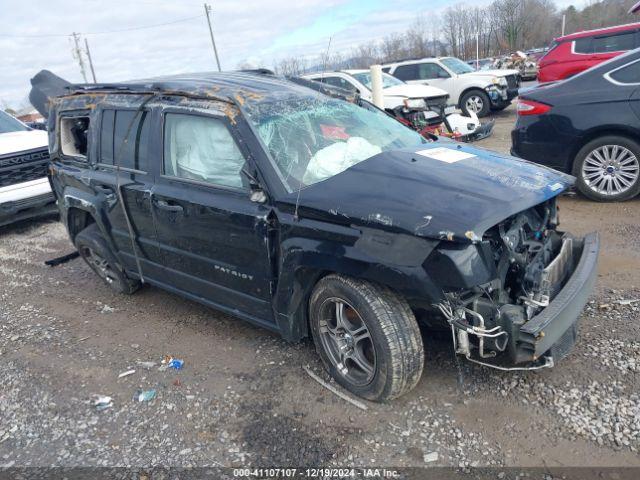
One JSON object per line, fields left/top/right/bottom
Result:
{"left": 382, "top": 56, "right": 520, "bottom": 117}
{"left": 301, "top": 69, "right": 493, "bottom": 140}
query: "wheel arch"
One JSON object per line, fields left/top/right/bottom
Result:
{"left": 60, "top": 186, "right": 120, "bottom": 257}
{"left": 568, "top": 127, "right": 640, "bottom": 172}
{"left": 273, "top": 252, "right": 439, "bottom": 342}
{"left": 458, "top": 86, "right": 487, "bottom": 107}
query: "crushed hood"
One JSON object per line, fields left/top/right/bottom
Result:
{"left": 282, "top": 143, "right": 573, "bottom": 243}
{"left": 383, "top": 83, "right": 449, "bottom": 99}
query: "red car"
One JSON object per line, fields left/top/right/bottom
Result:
{"left": 538, "top": 22, "right": 640, "bottom": 82}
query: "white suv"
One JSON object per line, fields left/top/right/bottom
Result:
{"left": 303, "top": 69, "right": 450, "bottom": 112}
{"left": 0, "top": 110, "right": 55, "bottom": 227}
{"left": 383, "top": 57, "right": 520, "bottom": 117}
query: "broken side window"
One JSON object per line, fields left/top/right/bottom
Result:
{"left": 60, "top": 115, "right": 90, "bottom": 158}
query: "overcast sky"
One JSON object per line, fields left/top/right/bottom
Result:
{"left": 1, "top": 0, "right": 587, "bottom": 110}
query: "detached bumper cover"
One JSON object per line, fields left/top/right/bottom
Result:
{"left": 460, "top": 119, "right": 495, "bottom": 142}
{"left": 516, "top": 232, "right": 600, "bottom": 362}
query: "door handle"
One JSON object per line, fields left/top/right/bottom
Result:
{"left": 154, "top": 199, "right": 184, "bottom": 213}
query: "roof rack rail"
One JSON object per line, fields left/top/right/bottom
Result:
{"left": 238, "top": 68, "right": 275, "bottom": 75}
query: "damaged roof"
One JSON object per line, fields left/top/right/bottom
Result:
{"left": 67, "top": 71, "right": 318, "bottom": 103}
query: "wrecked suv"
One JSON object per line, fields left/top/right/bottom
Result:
{"left": 33, "top": 70, "right": 599, "bottom": 402}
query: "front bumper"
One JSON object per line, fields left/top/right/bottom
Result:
{"left": 486, "top": 86, "right": 518, "bottom": 107}
{"left": 0, "top": 178, "right": 56, "bottom": 227}
{"left": 515, "top": 232, "right": 600, "bottom": 363}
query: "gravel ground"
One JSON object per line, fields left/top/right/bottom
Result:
{"left": 1, "top": 104, "right": 639, "bottom": 470}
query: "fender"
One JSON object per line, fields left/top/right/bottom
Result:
{"left": 272, "top": 221, "right": 442, "bottom": 341}
{"left": 61, "top": 186, "right": 122, "bottom": 263}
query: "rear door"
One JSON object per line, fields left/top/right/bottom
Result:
{"left": 394, "top": 62, "right": 453, "bottom": 93}
{"left": 574, "top": 30, "right": 638, "bottom": 74}
{"left": 92, "top": 107, "right": 164, "bottom": 279}
{"left": 151, "top": 108, "right": 276, "bottom": 326}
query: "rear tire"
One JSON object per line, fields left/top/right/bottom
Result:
{"left": 309, "top": 274, "right": 424, "bottom": 402}
{"left": 75, "top": 223, "right": 140, "bottom": 294}
{"left": 460, "top": 89, "right": 491, "bottom": 117}
{"left": 573, "top": 135, "right": 640, "bottom": 202}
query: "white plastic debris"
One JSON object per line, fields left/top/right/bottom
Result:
{"left": 136, "top": 361, "right": 156, "bottom": 369}
{"left": 118, "top": 369, "right": 136, "bottom": 378}
{"left": 91, "top": 394, "right": 113, "bottom": 411}
{"left": 424, "top": 451, "right": 439, "bottom": 463}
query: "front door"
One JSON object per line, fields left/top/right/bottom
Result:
{"left": 151, "top": 110, "right": 276, "bottom": 327}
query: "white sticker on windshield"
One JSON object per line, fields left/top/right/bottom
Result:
{"left": 416, "top": 147, "right": 476, "bottom": 163}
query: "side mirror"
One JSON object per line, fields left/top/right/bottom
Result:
{"left": 250, "top": 188, "right": 267, "bottom": 203}
{"left": 242, "top": 167, "right": 268, "bottom": 203}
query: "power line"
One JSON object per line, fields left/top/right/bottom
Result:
{"left": 0, "top": 14, "right": 204, "bottom": 38}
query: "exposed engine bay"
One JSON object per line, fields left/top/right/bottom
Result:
{"left": 435, "top": 198, "right": 580, "bottom": 370}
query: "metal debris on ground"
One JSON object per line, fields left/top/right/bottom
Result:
{"left": 134, "top": 389, "right": 156, "bottom": 402}
{"left": 302, "top": 365, "right": 368, "bottom": 411}
{"left": 91, "top": 394, "right": 113, "bottom": 411}
{"left": 118, "top": 369, "right": 136, "bottom": 378}
{"left": 44, "top": 251, "right": 80, "bottom": 266}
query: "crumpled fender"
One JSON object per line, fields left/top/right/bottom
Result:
{"left": 272, "top": 217, "right": 443, "bottom": 341}
{"left": 60, "top": 186, "right": 120, "bottom": 258}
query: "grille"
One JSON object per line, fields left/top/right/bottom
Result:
{"left": 550, "top": 322, "right": 579, "bottom": 361}
{"left": 505, "top": 74, "right": 520, "bottom": 90}
{"left": 0, "top": 148, "right": 50, "bottom": 188}
{"left": 425, "top": 95, "right": 449, "bottom": 109}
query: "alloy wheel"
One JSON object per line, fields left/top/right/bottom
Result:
{"left": 581, "top": 145, "right": 640, "bottom": 196}
{"left": 465, "top": 95, "right": 484, "bottom": 113}
{"left": 317, "top": 297, "right": 377, "bottom": 386}
{"left": 80, "top": 246, "right": 118, "bottom": 285}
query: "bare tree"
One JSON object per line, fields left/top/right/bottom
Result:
{"left": 274, "top": 56, "right": 307, "bottom": 76}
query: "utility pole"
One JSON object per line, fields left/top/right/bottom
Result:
{"left": 203, "top": 3, "right": 222, "bottom": 71}
{"left": 561, "top": 14, "right": 566, "bottom": 36}
{"left": 71, "top": 32, "right": 88, "bottom": 83}
{"left": 84, "top": 38, "right": 98, "bottom": 83}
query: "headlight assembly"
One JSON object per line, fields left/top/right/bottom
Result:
{"left": 403, "top": 98, "right": 427, "bottom": 109}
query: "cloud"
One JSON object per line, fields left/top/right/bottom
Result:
{"left": 0, "top": 0, "right": 347, "bottom": 106}
{"left": 0, "top": 0, "right": 593, "bottom": 107}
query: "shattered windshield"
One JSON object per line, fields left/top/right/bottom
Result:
{"left": 351, "top": 72, "right": 405, "bottom": 90}
{"left": 245, "top": 97, "right": 426, "bottom": 191}
{"left": 0, "top": 110, "right": 29, "bottom": 134}
{"left": 441, "top": 57, "right": 475, "bottom": 75}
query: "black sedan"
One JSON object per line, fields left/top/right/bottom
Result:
{"left": 511, "top": 48, "right": 640, "bottom": 201}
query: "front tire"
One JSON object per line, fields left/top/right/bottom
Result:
{"left": 573, "top": 135, "right": 640, "bottom": 202}
{"left": 75, "top": 223, "right": 140, "bottom": 294}
{"left": 460, "top": 89, "right": 491, "bottom": 117}
{"left": 309, "top": 274, "right": 424, "bottom": 402}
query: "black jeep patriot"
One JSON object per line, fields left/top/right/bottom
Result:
{"left": 33, "top": 71, "right": 599, "bottom": 401}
